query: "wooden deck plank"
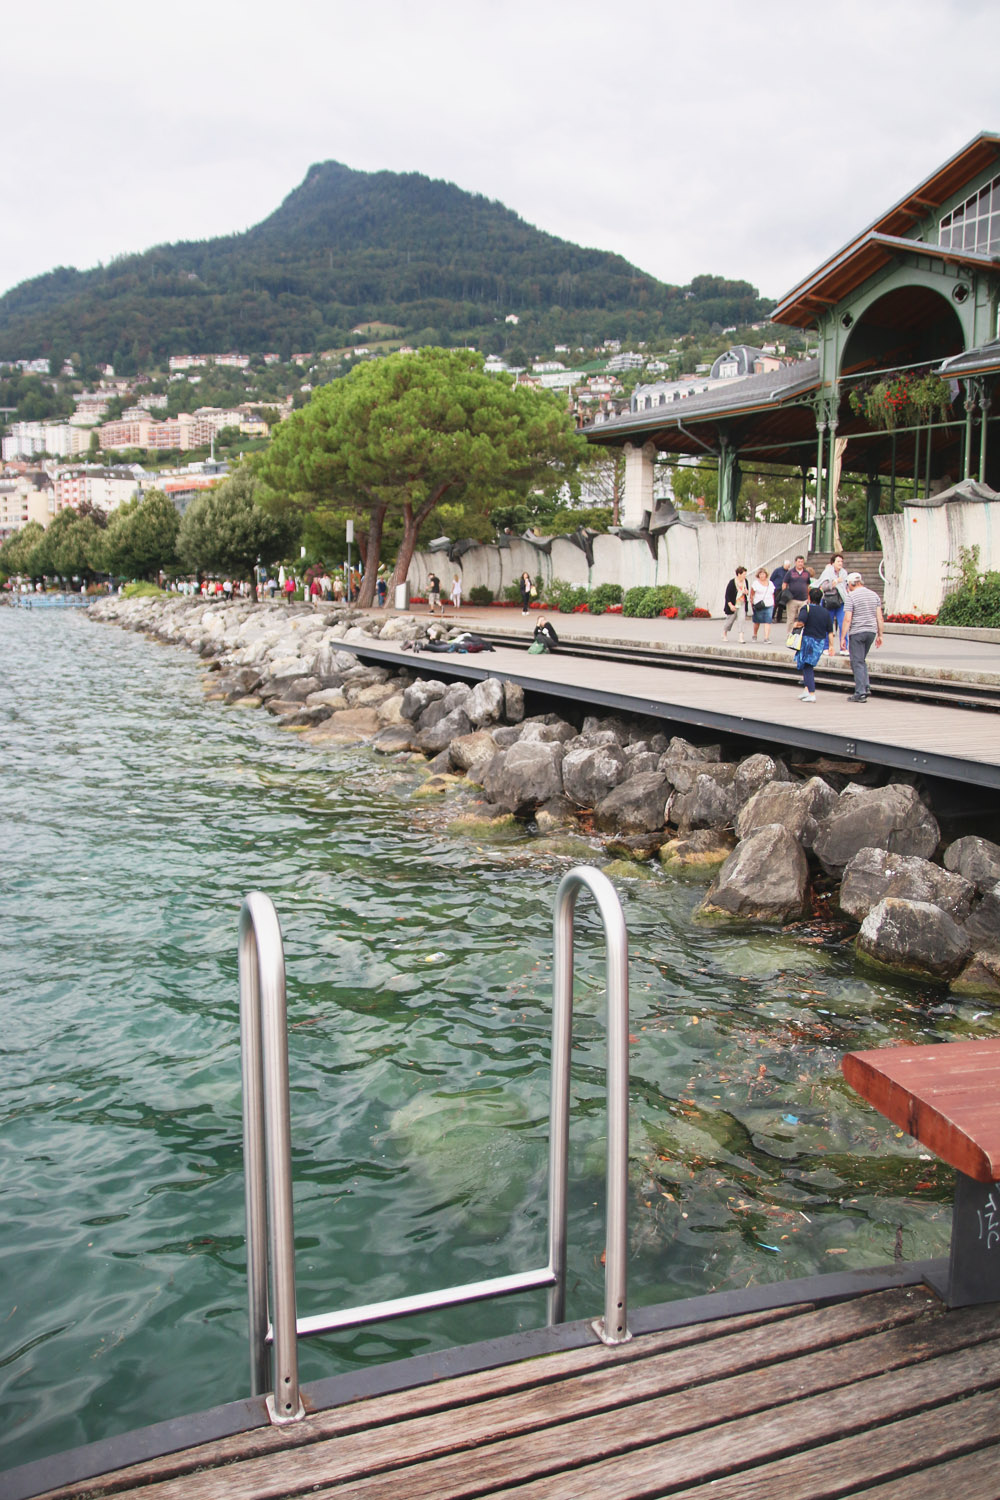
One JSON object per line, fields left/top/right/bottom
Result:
{"left": 840, "top": 1442, "right": 1000, "bottom": 1499}
{"left": 87, "top": 1300, "right": 1000, "bottom": 1500}
{"left": 843, "top": 1040, "right": 1000, "bottom": 1182}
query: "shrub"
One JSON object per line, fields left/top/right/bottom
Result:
{"left": 543, "top": 577, "right": 584, "bottom": 612}
{"left": 123, "top": 581, "right": 166, "bottom": 599}
{"left": 937, "top": 574, "right": 1000, "bottom": 627}
{"left": 469, "top": 584, "right": 494, "bottom": 606}
{"left": 502, "top": 581, "right": 522, "bottom": 603}
{"left": 587, "top": 582, "right": 624, "bottom": 615}
{"left": 623, "top": 584, "right": 696, "bottom": 618}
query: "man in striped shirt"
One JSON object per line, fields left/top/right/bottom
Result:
{"left": 840, "top": 573, "right": 885, "bottom": 702}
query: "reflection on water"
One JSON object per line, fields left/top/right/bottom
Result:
{"left": 1, "top": 609, "right": 992, "bottom": 1471}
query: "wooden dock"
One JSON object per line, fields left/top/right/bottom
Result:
{"left": 24, "top": 1282, "right": 1000, "bottom": 1500}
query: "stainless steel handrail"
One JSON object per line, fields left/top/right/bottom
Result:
{"left": 238, "top": 865, "right": 631, "bottom": 1422}
{"left": 238, "top": 892, "right": 303, "bottom": 1424}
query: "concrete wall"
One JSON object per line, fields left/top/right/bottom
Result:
{"left": 408, "top": 521, "right": 812, "bottom": 615}
{"left": 878, "top": 501, "right": 1000, "bottom": 614}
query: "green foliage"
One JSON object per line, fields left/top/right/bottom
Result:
{"left": 177, "top": 466, "right": 298, "bottom": 580}
{"left": 848, "top": 372, "right": 952, "bottom": 431}
{"left": 25, "top": 505, "right": 105, "bottom": 582}
{"left": 468, "top": 584, "right": 494, "bottom": 605}
{"left": 0, "top": 521, "right": 45, "bottom": 577}
{"left": 0, "top": 163, "right": 773, "bottom": 370}
{"left": 937, "top": 546, "right": 1000, "bottom": 627}
{"left": 549, "top": 505, "right": 613, "bottom": 534}
{"left": 502, "top": 581, "right": 522, "bottom": 602}
{"left": 122, "top": 581, "right": 167, "bottom": 598}
{"left": 623, "top": 584, "right": 696, "bottom": 618}
{"left": 542, "top": 578, "right": 589, "bottom": 613}
{"left": 587, "top": 582, "right": 623, "bottom": 615}
{"left": 102, "top": 489, "right": 180, "bottom": 580}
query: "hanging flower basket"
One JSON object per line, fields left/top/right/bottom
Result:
{"left": 848, "top": 372, "right": 952, "bottom": 431}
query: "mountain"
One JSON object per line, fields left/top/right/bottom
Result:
{"left": 0, "top": 162, "right": 773, "bottom": 372}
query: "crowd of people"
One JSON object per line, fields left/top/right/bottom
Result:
{"left": 723, "top": 553, "right": 885, "bottom": 705}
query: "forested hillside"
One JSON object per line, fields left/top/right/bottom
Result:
{"left": 0, "top": 162, "right": 773, "bottom": 372}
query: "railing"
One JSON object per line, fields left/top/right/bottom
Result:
{"left": 238, "top": 864, "right": 631, "bottom": 1424}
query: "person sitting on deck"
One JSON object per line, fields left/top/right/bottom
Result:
{"left": 530, "top": 618, "right": 559, "bottom": 654}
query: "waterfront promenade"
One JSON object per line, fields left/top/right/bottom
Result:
{"left": 359, "top": 606, "right": 1000, "bottom": 790}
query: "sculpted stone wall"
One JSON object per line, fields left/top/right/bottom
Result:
{"left": 408, "top": 520, "right": 812, "bottom": 615}
{"left": 878, "top": 498, "right": 1000, "bottom": 615}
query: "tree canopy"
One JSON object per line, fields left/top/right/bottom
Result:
{"left": 261, "top": 348, "right": 587, "bottom": 602}
{"left": 177, "top": 466, "right": 299, "bottom": 587}
{"left": 101, "top": 489, "right": 180, "bottom": 580}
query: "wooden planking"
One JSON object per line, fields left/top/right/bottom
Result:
{"left": 294, "top": 1335, "right": 1000, "bottom": 1500}
{"left": 843, "top": 1040, "right": 1000, "bottom": 1182}
{"left": 30, "top": 1303, "right": 817, "bottom": 1498}
{"left": 44, "top": 1292, "right": 1000, "bottom": 1500}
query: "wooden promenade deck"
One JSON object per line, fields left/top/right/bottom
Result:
{"left": 354, "top": 630, "right": 1000, "bottom": 789}
{"left": 23, "top": 1282, "right": 1000, "bottom": 1500}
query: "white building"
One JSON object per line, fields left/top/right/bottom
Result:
{"left": 2, "top": 422, "right": 91, "bottom": 461}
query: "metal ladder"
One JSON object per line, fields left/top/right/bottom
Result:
{"left": 238, "top": 865, "right": 630, "bottom": 1425}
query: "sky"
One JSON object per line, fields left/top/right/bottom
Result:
{"left": 4, "top": 0, "right": 1000, "bottom": 308}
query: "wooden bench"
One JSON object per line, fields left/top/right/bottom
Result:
{"left": 843, "top": 1038, "right": 1000, "bottom": 1308}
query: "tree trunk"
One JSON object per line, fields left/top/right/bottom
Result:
{"left": 356, "top": 503, "right": 387, "bottom": 607}
{"left": 390, "top": 485, "right": 452, "bottom": 592}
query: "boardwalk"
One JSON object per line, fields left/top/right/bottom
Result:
{"left": 356, "top": 611, "right": 1000, "bottom": 788}
{"left": 21, "top": 1280, "right": 1000, "bottom": 1499}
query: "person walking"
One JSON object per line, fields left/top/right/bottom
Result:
{"left": 784, "top": 555, "right": 812, "bottom": 629}
{"left": 816, "top": 553, "right": 849, "bottom": 649}
{"left": 450, "top": 573, "right": 462, "bottom": 612}
{"left": 793, "top": 586, "right": 837, "bottom": 703}
{"left": 841, "top": 572, "right": 885, "bottom": 702}
{"left": 427, "top": 573, "right": 443, "bottom": 615}
{"left": 771, "top": 559, "right": 791, "bottom": 624}
{"left": 721, "top": 565, "right": 749, "bottom": 643}
{"left": 750, "top": 567, "right": 775, "bottom": 642}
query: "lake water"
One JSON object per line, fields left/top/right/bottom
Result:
{"left": 1, "top": 606, "right": 990, "bottom": 1473}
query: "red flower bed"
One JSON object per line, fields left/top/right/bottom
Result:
{"left": 660, "top": 606, "right": 679, "bottom": 619}
{"left": 691, "top": 607, "right": 711, "bottom": 618}
{"left": 885, "top": 612, "right": 938, "bottom": 624}
{"left": 607, "top": 604, "right": 623, "bottom": 613}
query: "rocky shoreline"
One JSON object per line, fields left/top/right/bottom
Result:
{"left": 88, "top": 594, "right": 1000, "bottom": 998}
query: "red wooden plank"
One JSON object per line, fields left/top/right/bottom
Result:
{"left": 843, "top": 1041, "right": 1000, "bottom": 1183}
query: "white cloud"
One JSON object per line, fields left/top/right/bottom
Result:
{"left": 2, "top": 0, "right": 998, "bottom": 305}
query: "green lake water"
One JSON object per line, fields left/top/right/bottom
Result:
{"left": 2, "top": 606, "right": 994, "bottom": 1474}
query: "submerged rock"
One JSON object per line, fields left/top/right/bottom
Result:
{"left": 839, "top": 848, "right": 975, "bottom": 923}
{"left": 697, "top": 825, "right": 809, "bottom": 924}
{"left": 855, "top": 897, "right": 971, "bottom": 981}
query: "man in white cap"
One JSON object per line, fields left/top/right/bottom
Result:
{"left": 840, "top": 572, "right": 884, "bottom": 702}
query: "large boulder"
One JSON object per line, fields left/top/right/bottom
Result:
{"left": 466, "top": 677, "right": 506, "bottom": 728}
{"left": 736, "top": 776, "right": 837, "bottom": 851}
{"left": 839, "top": 849, "right": 976, "bottom": 923}
{"left": 415, "top": 706, "right": 473, "bottom": 756}
{"left": 450, "top": 729, "right": 500, "bottom": 775}
{"left": 400, "top": 679, "right": 447, "bottom": 721}
{"left": 561, "top": 742, "right": 629, "bottom": 808}
{"left": 733, "top": 753, "right": 792, "bottom": 805}
{"left": 943, "top": 836, "right": 1000, "bottom": 894}
{"left": 812, "top": 783, "right": 940, "bottom": 877}
{"left": 856, "top": 897, "right": 971, "bottom": 981}
{"left": 482, "top": 741, "right": 566, "bottom": 814}
{"left": 668, "top": 765, "right": 740, "bottom": 832}
{"left": 300, "top": 707, "right": 381, "bottom": 744}
{"left": 594, "top": 772, "right": 670, "bottom": 835}
{"left": 951, "top": 950, "right": 1000, "bottom": 998}
{"left": 697, "top": 824, "right": 810, "bottom": 923}
{"left": 503, "top": 681, "right": 525, "bottom": 723}
{"left": 659, "top": 829, "right": 736, "bottom": 873}
{"left": 518, "top": 718, "right": 577, "bottom": 745}
{"left": 963, "top": 882, "right": 1000, "bottom": 952}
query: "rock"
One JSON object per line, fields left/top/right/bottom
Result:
{"left": 659, "top": 829, "right": 736, "bottom": 872}
{"left": 280, "top": 676, "right": 322, "bottom": 702}
{"left": 813, "top": 783, "right": 941, "bottom": 878}
{"left": 400, "top": 679, "right": 448, "bottom": 721}
{"left": 602, "top": 858, "right": 658, "bottom": 881}
{"left": 733, "top": 753, "right": 791, "bottom": 804}
{"left": 604, "top": 831, "right": 666, "bottom": 862}
{"left": 371, "top": 725, "right": 417, "bottom": 755}
{"left": 482, "top": 740, "right": 566, "bottom": 814}
{"left": 518, "top": 718, "right": 577, "bottom": 744}
{"left": 594, "top": 772, "right": 670, "bottom": 835}
{"left": 697, "top": 824, "right": 810, "bottom": 923}
{"left": 351, "top": 681, "right": 403, "bottom": 710}
{"left": 626, "top": 751, "right": 661, "bottom": 776}
{"left": 856, "top": 897, "right": 971, "bottom": 981}
{"left": 466, "top": 677, "right": 506, "bottom": 727}
{"left": 582, "top": 714, "right": 628, "bottom": 743}
{"left": 493, "top": 725, "right": 524, "bottom": 749}
{"left": 943, "top": 836, "right": 1000, "bottom": 894}
{"left": 415, "top": 707, "right": 473, "bottom": 756}
{"left": 736, "top": 776, "right": 837, "bottom": 851}
{"left": 503, "top": 681, "right": 525, "bottom": 723}
{"left": 423, "top": 748, "right": 455, "bottom": 776}
{"left": 376, "top": 693, "right": 407, "bottom": 725}
{"left": 305, "top": 687, "right": 349, "bottom": 711}
{"left": 668, "top": 765, "right": 741, "bottom": 832}
{"left": 300, "top": 707, "right": 382, "bottom": 744}
{"left": 964, "top": 883, "right": 1000, "bottom": 951}
{"left": 839, "top": 848, "right": 975, "bottom": 923}
{"left": 378, "top": 615, "right": 421, "bottom": 640}
{"left": 450, "top": 730, "right": 499, "bottom": 774}
{"left": 561, "top": 742, "right": 629, "bottom": 808}
{"left": 951, "top": 950, "right": 1000, "bottom": 998}
{"left": 442, "top": 681, "right": 473, "bottom": 714}
{"left": 417, "top": 698, "right": 451, "bottom": 731}
{"left": 660, "top": 735, "right": 722, "bottom": 765}
{"left": 221, "top": 666, "right": 262, "bottom": 701}
{"left": 412, "top": 771, "right": 461, "bottom": 798}
{"left": 535, "top": 796, "right": 577, "bottom": 831}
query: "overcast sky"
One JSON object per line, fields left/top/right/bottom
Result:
{"left": 4, "top": 0, "right": 999, "bottom": 308}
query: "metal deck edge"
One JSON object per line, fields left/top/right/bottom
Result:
{"left": 1, "top": 1259, "right": 943, "bottom": 1500}
{"left": 341, "top": 642, "right": 1000, "bottom": 790}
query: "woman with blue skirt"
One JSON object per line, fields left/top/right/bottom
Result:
{"left": 793, "top": 586, "right": 837, "bottom": 703}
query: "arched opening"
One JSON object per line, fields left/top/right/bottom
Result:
{"left": 840, "top": 283, "right": 965, "bottom": 379}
